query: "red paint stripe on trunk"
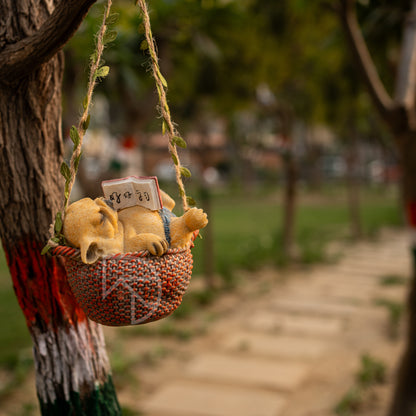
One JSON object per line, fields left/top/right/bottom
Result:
{"left": 407, "top": 202, "right": 416, "bottom": 228}
{"left": 3, "top": 239, "right": 86, "bottom": 329}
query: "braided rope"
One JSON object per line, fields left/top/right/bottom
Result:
{"left": 136, "top": 0, "right": 189, "bottom": 212}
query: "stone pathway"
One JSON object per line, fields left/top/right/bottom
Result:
{"left": 110, "top": 229, "right": 412, "bottom": 416}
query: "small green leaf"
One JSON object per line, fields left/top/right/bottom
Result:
{"left": 54, "top": 211, "right": 63, "bottom": 234}
{"left": 186, "top": 196, "right": 196, "bottom": 206}
{"left": 69, "top": 126, "right": 80, "bottom": 146}
{"left": 51, "top": 237, "right": 60, "bottom": 244}
{"left": 95, "top": 66, "right": 110, "bottom": 78}
{"left": 103, "top": 29, "right": 118, "bottom": 44}
{"left": 105, "top": 13, "right": 119, "bottom": 25}
{"left": 179, "top": 187, "right": 185, "bottom": 197}
{"left": 74, "top": 152, "right": 82, "bottom": 172}
{"left": 156, "top": 83, "right": 163, "bottom": 100}
{"left": 64, "top": 181, "right": 70, "bottom": 201}
{"left": 170, "top": 152, "right": 178, "bottom": 165}
{"left": 90, "top": 51, "right": 98, "bottom": 64}
{"left": 83, "top": 114, "right": 91, "bottom": 131}
{"left": 158, "top": 70, "right": 168, "bottom": 88}
{"left": 82, "top": 95, "right": 89, "bottom": 110}
{"left": 140, "top": 40, "right": 148, "bottom": 50}
{"left": 162, "top": 120, "right": 168, "bottom": 135}
{"left": 60, "top": 162, "right": 71, "bottom": 181}
{"left": 172, "top": 136, "right": 187, "bottom": 148}
{"left": 41, "top": 244, "right": 51, "bottom": 256}
{"left": 180, "top": 167, "right": 192, "bottom": 178}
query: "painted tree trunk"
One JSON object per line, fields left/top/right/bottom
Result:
{"left": 388, "top": 133, "right": 416, "bottom": 416}
{"left": 0, "top": 1, "right": 120, "bottom": 414}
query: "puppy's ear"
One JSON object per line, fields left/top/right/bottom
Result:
{"left": 94, "top": 198, "right": 118, "bottom": 230}
{"left": 80, "top": 238, "right": 102, "bottom": 264}
{"left": 160, "top": 190, "right": 175, "bottom": 211}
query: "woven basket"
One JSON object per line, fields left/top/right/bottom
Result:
{"left": 52, "top": 245, "right": 193, "bottom": 326}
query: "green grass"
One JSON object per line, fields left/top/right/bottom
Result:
{"left": 335, "top": 353, "right": 386, "bottom": 416}
{"left": 191, "top": 185, "right": 401, "bottom": 277}
{"left": 374, "top": 297, "right": 405, "bottom": 340}
{"left": 0, "top": 250, "right": 31, "bottom": 369}
{"left": 379, "top": 274, "right": 407, "bottom": 286}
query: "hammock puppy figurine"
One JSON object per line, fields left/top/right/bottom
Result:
{"left": 63, "top": 190, "right": 208, "bottom": 264}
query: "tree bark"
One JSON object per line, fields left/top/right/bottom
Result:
{"left": 388, "top": 132, "right": 416, "bottom": 416}
{"left": 0, "top": 1, "right": 120, "bottom": 414}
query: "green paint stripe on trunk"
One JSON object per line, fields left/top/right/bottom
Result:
{"left": 38, "top": 375, "right": 121, "bottom": 416}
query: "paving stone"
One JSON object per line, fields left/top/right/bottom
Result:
{"left": 270, "top": 297, "right": 362, "bottom": 317}
{"left": 186, "top": 353, "right": 309, "bottom": 392}
{"left": 335, "top": 262, "right": 410, "bottom": 278}
{"left": 287, "top": 282, "right": 373, "bottom": 302}
{"left": 373, "top": 285, "right": 408, "bottom": 303}
{"left": 222, "top": 331, "right": 329, "bottom": 359}
{"left": 143, "top": 381, "right": 287, "bottom": 416}
{"left": 246, "top": 311, "right": 344, "bottom": 336}
{"left": 310, "top": 272, "right": 379, "bottom": 287}
{"left": 345, "top": 254, "right": 410, "bottom": 265}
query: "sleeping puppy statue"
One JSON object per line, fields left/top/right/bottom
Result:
{"left": 63, "top": 191, "right": 208, "bottom": 264}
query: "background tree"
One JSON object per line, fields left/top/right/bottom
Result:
{"left": 0, "top": 1, "right": 121, "bottom": 414}
{"left": 335, "top": 0, "right": 416, "bottom": 414}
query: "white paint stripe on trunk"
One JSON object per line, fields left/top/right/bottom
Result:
{"left": 32, "top": 320, "right": 111, "bottom": 403}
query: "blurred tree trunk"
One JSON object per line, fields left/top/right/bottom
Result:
{"left": 305, "top": 145, "right": 323, "bottom": 190}
{"left": 345, "top": 128, "right": 362, "bottom": 239}
{"left": 0, "top": 1, "right": 120, "bottom": 414}
{"left": 279, "top": 108, "right": 297, "bottom": 261}
{"left": 338, "top": 1, "right": 416, "bottom": 414}
{"left": 281, "top": 149, "right": 297, "bottom": 261}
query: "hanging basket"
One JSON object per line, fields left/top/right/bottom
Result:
{"left": 52, "top": 242, "right": 194, "bottom": 326}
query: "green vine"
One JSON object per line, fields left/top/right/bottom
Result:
{"left": 42, "top": 0, "right": 118, "bottom": 255}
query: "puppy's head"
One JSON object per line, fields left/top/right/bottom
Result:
{"left": 63, "top": 198, "right": 121, "bottom": 264}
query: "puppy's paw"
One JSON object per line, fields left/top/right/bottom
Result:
{"left": 184, "top": 208, "right": 208, "bottom": 231}
{"left": 146, "top": 235, "right": 169, "bottom": 256}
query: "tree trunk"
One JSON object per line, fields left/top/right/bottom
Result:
{"left": 345, "top": 133, "right": 362, "bottom": 239}
{"left": 388, "top": 132, "right": 416, "bottom": 416}
{"left": 282, "top": 151, "right": 297, "bottom": 261}
{"left": 337, "top": 1, "right": 416, "bottom": 413}
{"left": 0, "top": 1, "right": 120, "bottom": 414}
